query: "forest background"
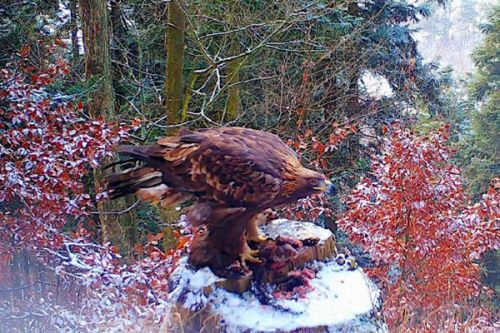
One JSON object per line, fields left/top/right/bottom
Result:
{"left": 0, "top": 0, "right": 498, "bottom": 332}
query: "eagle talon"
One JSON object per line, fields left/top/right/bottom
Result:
{"left": 247, "top": 234, "right": 267, "bottom": 243}
{"left": 240, "top": 243, "right": 262, "bottom": 265}
{"left": 248, "top": 248, "right": 260, "bottom": 256}
{"left": 240, "top": 253, "right": 262, "bottom": 264}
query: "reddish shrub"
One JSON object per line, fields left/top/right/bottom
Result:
{"left": 0, "top": 45, "right": 130, "bottom": 271}
{"left": 339, "top": 124, "right": 499, "bottom": 331}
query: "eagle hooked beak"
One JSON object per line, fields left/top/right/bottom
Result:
{"left": 314, "top": 179, "right": 337, "bottom": 195}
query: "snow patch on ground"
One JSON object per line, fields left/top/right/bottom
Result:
{"left": 261, "top": 219, "right": 333, "bottom": 243}
{"left": 169, "top": 258, "right": 224, "bottom": 310}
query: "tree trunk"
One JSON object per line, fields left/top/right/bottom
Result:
{"left": 69, "top": 0, "right": 80, "bottom": 64}
{"left": 79, "top": 0, "right": 114, "bottom": 119}
{"left": 222, "top": 42, "right": 243, "bottom": 122}
{"left": 165, "top": 0, "right": 186, "bottom": 135}
{"left": 110, "top": 0, "right": 129, "bottom": 113}
{"left": 161, "top": 0, "right": 187, "bottom": 249}
{"left": 220, "top": 1, "right": 244, "bottom": 123}
{"left": 79, "top": 0, "right": 135, "bottom": 252}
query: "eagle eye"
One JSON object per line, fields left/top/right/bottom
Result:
{"left": 309, "top": 178, "right": 320, "bottom": 186}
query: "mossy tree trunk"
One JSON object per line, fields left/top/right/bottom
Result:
{"left": 79, "top": 0, "right": 135, "bottom": 253}
{"left": 223, "top": 41, "right": 244, "bottom": 122}
{"left": 165, "top": 0, "right": 186, "bottom": 135}
{"left": 79, "top": 0, "right": 114, "bottom": 118}
{"left": 162, "top": 0, "right": 187, "bottom": 249}
{"left": 110, "top": 0, "right": 129, "bottom": 114}
{"left": 220, "top": 1, "right": 244, "bottom": 123}
{"left": 110, "top": 0, "right": 139, "bottom": 251}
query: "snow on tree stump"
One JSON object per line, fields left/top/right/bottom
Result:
{"left": 169, "top": 219, "right": 387, "bottom": 333}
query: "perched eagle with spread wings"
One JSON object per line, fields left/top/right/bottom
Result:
{"left": 106, "top": 127, "right": 334, "bottom": 270}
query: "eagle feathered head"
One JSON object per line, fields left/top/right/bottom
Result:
{"left": 282, "top": 164, "right": 336, "bottom": 200}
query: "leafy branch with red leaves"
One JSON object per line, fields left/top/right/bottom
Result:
{"left": 0, "top": 45, "right": 130, "bottom": 270}
{"left": 0, "top": 45, "right": 187, "bottom": 330}
{"left": 339, "top": 124, "right": 499, "bottom": 332}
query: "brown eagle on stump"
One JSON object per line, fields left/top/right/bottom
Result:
{"left": 105, "top": 127, "right": 334, "bottom": 270}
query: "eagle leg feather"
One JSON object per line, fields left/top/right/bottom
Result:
{"left": 246, "top": 212, "right": 268, "bottom": 243}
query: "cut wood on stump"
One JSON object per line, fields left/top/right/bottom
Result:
{"left": 169, "top": 219, "right": 387, "bottom": 333}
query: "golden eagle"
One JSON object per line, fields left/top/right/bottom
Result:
{"left": 106, "top": 127, "right": 334, "bottom": 269}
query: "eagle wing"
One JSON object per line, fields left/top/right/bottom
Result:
{"left": 138, "top": 127, "right": 294, "bottom": 207}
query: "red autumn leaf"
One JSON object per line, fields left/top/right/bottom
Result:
{"left": 177, "top": 236, "right": 190, "bottom": 249}
{"left": 19, "top": 45, "right": 30, "bottom": 58}
{"left": 134, "top": 244, "right": 145, "bottom": 254}
{"left": 131, "top": 117, "right": 142, "bottom": 128}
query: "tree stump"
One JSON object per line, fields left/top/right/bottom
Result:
{"left": 169, "top": 219, "right": 387, "bottom": 333}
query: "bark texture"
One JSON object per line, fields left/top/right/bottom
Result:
{"left": 223, "top": 43, "right": 243, "bottom": 122}
{"left": 79, "top": 0, "right": 135, "bottom": 252}
{"left": 165, "top": 0, "right": 186, "bottom": 134}
{"left": 161, "top": 0, "right": 188, "bottom": 248}
{"left": 79, "top": 0, "right": 114, "bottom": 119}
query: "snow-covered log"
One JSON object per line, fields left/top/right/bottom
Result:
{"left": 169, "top": 219, "right": 387, "bottom": 333}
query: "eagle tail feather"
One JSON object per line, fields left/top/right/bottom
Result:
{"left": 116, "top": 145, "right": 154, "bottom": 163}
{"left": 105, "top": 165, "right": 164, "bottom": 199}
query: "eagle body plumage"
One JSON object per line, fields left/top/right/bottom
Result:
{"left": 106, "top": 127, "right": 332, "bottom": 270}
